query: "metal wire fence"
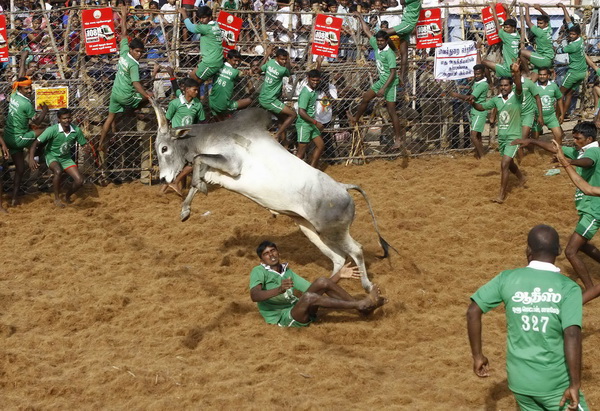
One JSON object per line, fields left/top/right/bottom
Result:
{"left": 1, "top": 2, "right": 599, "bottom": 191}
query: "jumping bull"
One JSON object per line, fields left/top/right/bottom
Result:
{"left": 152, "top": 102, "right": 394, "bottom": 291}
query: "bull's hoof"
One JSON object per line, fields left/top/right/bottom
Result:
{"left": 181, "top": 209, "right": 191, "bottom": 222}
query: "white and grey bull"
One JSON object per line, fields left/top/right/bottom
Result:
{"left": 152, "top": 102, "right": 394, "bottom": 291}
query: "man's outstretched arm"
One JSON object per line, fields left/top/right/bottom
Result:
{"left": 467, "top": 301, "right": 490, "bottom": 377}
{"left": 559, "top": 325, "right": 582, "bottom": 409}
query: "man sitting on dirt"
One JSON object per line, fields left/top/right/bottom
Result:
{"left": 249, "top": 241, "right": 386, "bottom": 327}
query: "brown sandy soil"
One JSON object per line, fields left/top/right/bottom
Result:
{"left": 1, "top": 151, "right": 599, "bottom": 410}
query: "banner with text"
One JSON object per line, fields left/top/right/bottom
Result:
{"left": 481, "top": 3, "right": 508, "bottom": 46}
{"left": 434, "top": 41, "right": 477, "bottom": 81}
{"left": 35, "top": 87, "right": 69, "bottom": 110}
{"left": 0, "top": 14, "right": 8, "bottom": 63}
{"left": 311, "top": 14, "right": 343, "bottom": 58}
{"left": 416, "top": 8, "right": 443, "bottom": 49}
{"left": 217, "top": 11, "right": 243, "bottom": 57}
{"left": 82, "top": 8, "right": 118, "bottom": 55}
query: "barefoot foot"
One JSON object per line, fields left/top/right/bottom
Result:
{"left": 491, "top": 197, "right": 505, "bottom": 204}
{"left": 54, "top": 199, "right": 66, "bottom": 208}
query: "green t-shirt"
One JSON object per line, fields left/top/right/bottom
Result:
{"left": 471, "top": 262, "right": 582, "bottom": 396}
{"left": 535, "top": 81, "right": 562, "bottom": 115}
{"left": 249, "top": 264, "right": 312, "bottom": 324}
{"left": 296, "top": 84, "right": 317, "bottom": 126}
{"left": 370, "top": 36, "right": 397, "bottom": 82}
{"left": 481, "top": 92, "right": 523, "bottom": 138}
{"left": 259, "top": 59, "right": 291, "bottom": 102}
{"left": 37, "top": 123, "right": 87, "bottom": 158}
{"left": 401, "top": 0, "right": 421, "bottom": 22}
{"left": 4, "top": 91, "right": 35, "bottom": 140}
{"left": 166, "top": 93, "right": 205, "bottom": 127}
{"left": 209, "top": 62, "right": 241, "bottom": 111}
{"left": 563, "top": 144, "right": 600, "bottom": 217}
{"left": 498, "top": 29, "right": 520, "bottom": 67}
{"left": 559, "top": 36, "right": 586, "bottom": 73}
{"left": 185, "top": 19, "right": 224, "bottom": 67}
{"left": 520, "top": 77, "right": 539, "bottom": 116}
{"left": 530, "top": 25, "right": 555, "bottom": 59}
{"left": 470, "top": 79, "right": 489, "bottom": 116}
{"left": 111, "top": 38, "right": 141, "bottom": 101}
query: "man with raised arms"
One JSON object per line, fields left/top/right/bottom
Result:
{"left": 520, "top": 4, "right": 555, "bottom": 82}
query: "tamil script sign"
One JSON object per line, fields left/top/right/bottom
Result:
{"left": 311, "top": 14, "right": 343, "bottom": 58}
{"left": 82, "top": 8, "right": 118, "bottom": 55}
{"left": 35, "top": 87, "right": 69, "bottom": 110}
{"left": 434, "top": 41, "right": 477, "bottom": 80}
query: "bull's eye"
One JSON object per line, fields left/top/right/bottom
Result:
{"left": 161, "top": 146, "right": 168, "bottom": 153}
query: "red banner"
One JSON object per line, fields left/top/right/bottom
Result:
{"left": 217, "top": 11, "right": 243, "bottom": 57}
{"left": 0, "top": 14, "right": 8, "bottom": 63}
{"left": 311, "top": 14, "right": 343, "bottom": 58}
{"left": 482, "top": 3, "right": 508, "bottom": 46}
{"left": 82, "top": 8, "right": 117, "bottom": 56}
{"left": 416, "top": 8, "right": 442, "bottom": 49}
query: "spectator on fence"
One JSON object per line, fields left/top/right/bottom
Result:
{"left": 221, "top": 0, "right": 238, "bottom": 9}
{"left": 28, "top": 108, "right": 88, "bottom": 208}
{"left": 99, "top": 5, "right": 154, "bottom": 162}
{"left": 520, "top": 4, "right": 554, "bottom": 82}
{"left": 274, "top": 1, "right": 298, "bottom": 58}
{"left": 161, "top": 0, "right": 177, "bottom": 24}
{"left": 381, "top": 0, "right": 420, "bottom": 85}
{"left": 295, "top": 69, "right": 326, "bottom": 168}
{"left": 244, "top": 58, "right": 263, "bottom": 98}
{"left": 209, "top": 49, "right": 252, "bottom": 121}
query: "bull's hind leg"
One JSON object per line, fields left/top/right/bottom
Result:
{"left": 292, "top": 217, "right": 347, "bottom": 276}
{"left": 325, "top": 232, "right": 372, "bottom": 292}
{"left": 181, "top": 160, "right": 209, "bottom": 222}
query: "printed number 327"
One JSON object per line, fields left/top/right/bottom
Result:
{"left": 521, "top": 315, "right": 549, "bottom": 333}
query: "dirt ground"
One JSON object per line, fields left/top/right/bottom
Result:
{"left": 1, "top": 151, "right": 599, "bottom": 410}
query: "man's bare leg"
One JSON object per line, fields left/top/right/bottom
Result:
{"left": 99, "top": 112, "right": 118, "bottom": 157}
{"left": 565, "top": 233, "right": 595, "bottom": 290}
{"left": 347, "top": 89, "right": 376, "bottom": 126}
{"left": 64, "top": 166, "right": 84, "bottom": 204}
{"left": 48, "top": 162, "right": 65, "bottom": 208}
{"left": 386, "top": 101, "right": 405, "bottom": 150}
{"left": 309, "top": 136, "right": 324, "bottom": 168}
{"left": 10, "top": 151, "right": 26, "bottom": 206}
{"left": 470, "top": 130, "right": 484, "bottom": 159}
{"left": 273, "top": 106, "right": 297, "bottom": 143}
{"left": 550, "top": 126, "right": 564, "bottom": 145}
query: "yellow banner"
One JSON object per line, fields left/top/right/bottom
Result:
{"left": 35, "top": 87, "right": 69, "bottom": 110}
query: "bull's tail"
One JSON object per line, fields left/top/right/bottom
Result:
{"left": 344, "top": 184, "right": 398, "bottom": 259}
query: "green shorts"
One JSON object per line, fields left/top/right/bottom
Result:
{"left": 109, "top": 91, "right": 143, "bottom": 114}
{"left": 470, "top": 111, "right": 487, "bottom": 133}
{"left": 393, "top": 19, "right": 418, "bottom": 41}
{"left": 45, "top": 153, "right": 76, "bottom": 170}
{"left": 495, "top": 63, "right": 512, "bottom": 78}
{"left": 372, "top": 79, "right": 398, "bottom": 102}
{"left": 195, "top": 62, "right": 222, "bottom": 81}
{"left": 533, "top": 112, "right": 561, "bottom": 132}
{"left": 4, "top": 131, "right": 37, "bottom": 154}
{"left": 521, "top": 111, "right": 536, "bottom": 128}
{"left": 529, "top": 51, "right": 553, "bottom": 69}
{"left": 259, "top": 98, "right": 286, "bottom": 114}
{"left": 210, "top": 100, "right": 238, "bottom": 116}
{"left": 498, "top": 135, "right": 519, "bottom": 158}
{"left": 575, "top": 212, "right": 600, "bottom": 240}
{"left": 562, "top": 70, "right": 587, "bottom": 91}
{"left": 513, "top": 389, "right": 588, "bottom": 411}
{"left": 296, "top": 123, "right": 320, "bottom": 143}
{"left": 277, "top": 307, "right": 312, "bottom": 328}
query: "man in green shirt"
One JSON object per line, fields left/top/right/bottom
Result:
{"left": 520, "top": 4, "right": 555, "bottom": 82}
{"left": 531, "top": 67, "right": 564, "bottom": 144}
{"left": 0, "top": 137, "right": 8, "bottom": 213}
{"left": 467, "top": 225, "right": 587, "bottom": 410}
{"left": 209, "top": 49, "right": 252, "bottom": 121}
{"left": 514, "top": 122, "right": 600, "bottom": 292}
{"left": 3, "top": 76, "right": 49, "bottom": 206}
{"left": 258, "top": 47, "right": 297, "bottom": 144}
{"left": 469, "top": 62, "right": 526, "bottom": 203}
{"left": 28, "top": 108, "right": 88, "bottom": 208}
{"left": 99, "top": 5, "right": 154, "bottom": 161}
{"left": 519, "top": 74, "right": 544, "bottom": 141}
{"left": 295, "top": 69, "right": 325, "bottom": 168}
{"left": 179, "top": 6, "right": 224, "bottom": 84}
{"left": 249, "top": 241, "right": 385, "bottom": 327}
{"left": 348, "top": 14, "right": 403, "bottom": 152}
{"left": 482, "top": 4, "right": 520, "bottom": 79}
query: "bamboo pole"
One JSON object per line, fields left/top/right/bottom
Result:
{"left": 40, "top": 0, "right": 66, "bottom": 78}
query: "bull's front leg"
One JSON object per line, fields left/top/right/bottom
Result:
{"left": 180, "top": 158, "right": 209, "bottom": 222}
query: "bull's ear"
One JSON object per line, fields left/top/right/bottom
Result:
{"left": 171, "top": 127, "right": 193, "bottom": 140}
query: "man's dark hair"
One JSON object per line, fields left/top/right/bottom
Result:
{"left": 227, "top": 49, "right": 242, "bottom": 59}
{"left": 57, "top": 108, "right": 72, "bottom": 117}
{"left": 538, "top": 67, "right": 551, "bottom": 75}
{"left": 473, "top": 64, "right": 485, "bottom": 72}
{"left": 257, "top": 241, "right": 277, "bottom": 257}
{"left": 182, "top": 77, "right": 200, "bottom": 88}
{"left": 375, "top": 30, "right": 389, "bottom": 40}
{"left": 498, "top": 76, "right": 513, "bottom": 85}
{"left": 537, "top": 15, "right": 550, "bottom": 24}
{"left": 528, "top": 225, "right": 560, "bottom": 257}
{"left": 568, "top": 24, "right": 581, "bottom": 35}
{"left": 307, "top": 69, "right": 321, "bottom": 78}
{"left": 503, "top": 18, "right": 517, "bottom": 27}
{"left": 197, "top": 5, "right": 213, "bottom": 18}
{"left": 129, "top": 38, "right": 145, "bottom": 50}
{"left": 275, "top": 48, "right": 289, "bottom": 57}
{"left": 573, "top": 121, "right": 597, "bottom": 140}
{"left": 327, "top": 0, "right": 337, "bottom": 7}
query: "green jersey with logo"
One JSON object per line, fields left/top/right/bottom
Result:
{"left": 470, "top": 79, "right": 489, "bottom": 116}
{"left": 369, "top": 36, "right": 397, "bottom": 82}
{"left": 249, "top": 264, "right": 312, "bottom": 324}
{"left": 296, "top": 84, "right": 317, "bottom": 126}
{"left": 111, "top": 38, "right": 140, "bottom": 102}
{"left": 471, "top": 262, "right": 582, "bottom": 396}
{"left": 37, "top": 123, "right": 87, "bottom": 158}
{"left": 480, "top": 92, "right": 523, "bottom": 138}
{"left": 209, "top": 62, "right": 241, "bottom": 112}
{"left": 559, "top": 37, "right": 586, "bottom": 73}
{"left": 520, "top": 77, "right": 539, "bottom": 116}
{"left": 166, "top": 93, "right": 205, "bottom": 127}
{"left": 259, "top": 59, "right": 291, "bottom": 102}
{"left": 530, "top": 25, "right": 555, "bottom": 59}
{"left": 563, "top": 144, "right": 600, "bottom": 218}
{"left": 4, "top": 91, "right": 35, "bottom": 141}
{"left": 185, "top": 19, "right": 224, "bottom": 67}
{"left": 535, "top": 81, "right": 562, "bottom": 115}
{"left": 498, "top": 30, "right": 520, "bottom": 67}
{"left": 402, "top": 0, "right": 421, "bottom": 23}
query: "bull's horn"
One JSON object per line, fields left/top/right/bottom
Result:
{"left": 150, "top": 97, "right": 169, "bottom": 134}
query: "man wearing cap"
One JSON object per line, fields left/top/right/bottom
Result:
{"left": 3, "top": 76, "right": 49, "bottom": 206}
{"left": 482, "top": 3, "right": 520, "bottom": 80}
